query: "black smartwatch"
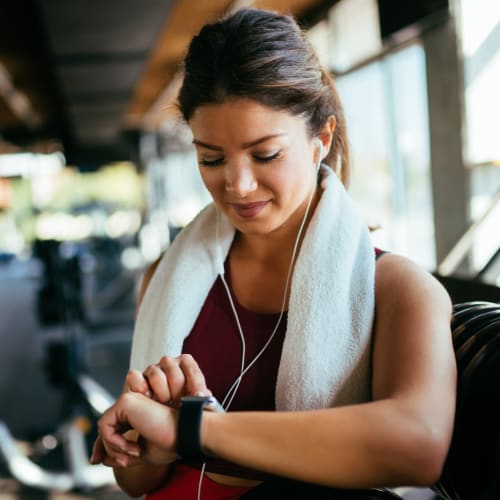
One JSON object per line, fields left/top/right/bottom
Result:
{"left": 177, "top": 395, "right": 224, "bottom": 460}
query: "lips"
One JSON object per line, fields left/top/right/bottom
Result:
{"left": 231, "top": 201, "right": 268, "bottom": 218}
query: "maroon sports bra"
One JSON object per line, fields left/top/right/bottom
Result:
{"left": 181, "top": 259, "right": 287, "bottom": 479}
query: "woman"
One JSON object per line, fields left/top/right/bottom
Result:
{"left": 91, "top": 8, "right": 456, "bottom": 500}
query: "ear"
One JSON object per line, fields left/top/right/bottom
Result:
{"left": 318, "top": 115, "right": 336, "bottom": 158}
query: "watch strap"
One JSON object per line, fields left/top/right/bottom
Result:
{"left": 177, "top": 396, "right": 213, "bottom": 460}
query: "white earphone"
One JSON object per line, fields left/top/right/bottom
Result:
{"left": 314, "top": 138, "right": 324, "bottom": 172}
{"left": 201, "top": 139, "right": 325, "bottom": 500}
{"left": 215, "top": 213, "right": 225, "bottom": 276}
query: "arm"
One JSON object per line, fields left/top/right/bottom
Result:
{"left": 199, "top": 254, "right": 456, "bottom": 488}
{"left": 93, "top": 353, "right": 212, "bottom": 496}
{"left": 90, "top": 257, "right": 170, "bottom": 497}
{"left": 95, "top": 257, "right": 213, "bottom": 496}
{"left": 114, "top": 257, "right": 169, "bottom": 497}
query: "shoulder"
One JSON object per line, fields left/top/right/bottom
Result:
{"left": 371, "top": 252, "right": 455, "bottom": 401}
{"left": 374, "top": 252, "right": 452, "bottom": 320}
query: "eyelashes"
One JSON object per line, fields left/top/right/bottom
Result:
{"left": 255, "top": 151, "right": 281, "bottom": 163}
{"left": 199, "top": 151, "right": 281, "bottom": 167}
{"left": 200, "top": 157, "right": 224, "bottom": 167}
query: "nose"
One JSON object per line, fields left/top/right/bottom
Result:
{"left": 225, "top": 163, "right": 257, "bottom": 196}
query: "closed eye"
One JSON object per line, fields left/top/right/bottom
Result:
{"left": 200, "top": 150, "right": 281, "bottom": 166}
{"left": 200, "top": 157, "right": 224, "bottom": 167}
{"left": 253, "top": 151, "right": 281, "bottom": 163}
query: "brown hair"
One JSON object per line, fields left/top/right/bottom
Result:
{"left": 178, "top": 8, "right": 350, "bottom": 185}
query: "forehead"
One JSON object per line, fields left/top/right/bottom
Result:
{"left": 189, "top": 98, "right": 308, "bottom": 143}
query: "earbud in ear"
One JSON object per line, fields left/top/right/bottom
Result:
{"left": 314, "top": 139, "right": 324, "bottom": 171}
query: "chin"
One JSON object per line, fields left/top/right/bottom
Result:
{"left": 236, "top": 220, "right": 283, "bottom": 236}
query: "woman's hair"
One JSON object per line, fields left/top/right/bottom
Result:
{"left": 178, "top": 8, "right": 350, "bottom": 185}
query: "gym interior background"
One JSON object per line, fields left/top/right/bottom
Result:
{"left": 0, "top": 0, "right": 499, "bottom": 499}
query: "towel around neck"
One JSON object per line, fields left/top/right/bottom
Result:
{"left": 131, "top": 165, "right": 375, "bottom": 410}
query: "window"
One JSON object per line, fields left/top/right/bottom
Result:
{"left": 336, "top": 44, "right": 436, "bottom": 268}
{"left": 458, "top": 0, "right": 500, "bottom": 165}
{"left": 328, "top": 0, "right": 382, "bottom": 72}
{"left": 457, "top": 0, "right": 500, "bottom": 278}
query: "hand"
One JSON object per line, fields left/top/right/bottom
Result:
{"left": 91, "top": 392, "right": 179, "bottom": 468}
{"left": 138, "top": 354, "right": 212, "bottom": 407}
{"left": 91, "top": 354, "right": 210, "bottom": 468}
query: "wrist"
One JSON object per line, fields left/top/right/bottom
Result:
{"left": 200, "top": 409, "right": 220, "bottom": 458}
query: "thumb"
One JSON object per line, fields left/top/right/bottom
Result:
{"left": 90, "top": 435, "right": 105, "bottom": 464}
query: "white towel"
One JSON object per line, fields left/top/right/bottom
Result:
{"left": 130, "top": 165, "right": 375, "bottom": 410}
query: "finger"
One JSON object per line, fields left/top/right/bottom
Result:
{"left": 102, "top": 435, "right": 142, "bottom": 458}
{"left": 178, "top": 354, "right": 211, "bottom": 397}
{"left": 143, "top": 364, "right": 171, "bottom": 403}
{"left": 126, "top": 370, "right": 152, "bottom": 397}
{"left": 100, "top": 451, "right": 136, "bottom": 469}
{"left": 101, "top": 454, "right": 121, "bottom": 468}
{"left": 99, "top": 435, "right": 141, "bottom": 468}
{"left": 97, "top": 399, "right": 138, "bottom": 454}
{"left": 90, "top": 435, "right": 106, "bottom": 464}
{"left": 158, "top": 355, "right": 188, "bottom": 404}
{"left": 101, "top": 436, "right": 142, "bottom": 466}
{"left": 95, "top": 442, "right": 129, "bottom": 468}
{"left": 101, "top": 454, "right": 144, "bottom": 469}
{"left": 98, "top": 439, "right": 130, "bottom": 467}
{"left": 100, "top": 432, "right": 132, "bottom": 458}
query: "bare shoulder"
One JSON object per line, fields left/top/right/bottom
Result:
{"left": 372, "top": 253, "right": 456, "bottom": 406}
{"left": 375, "top": 252, "right": 452, "bottom": 316}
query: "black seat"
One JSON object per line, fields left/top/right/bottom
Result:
{"left": 451, "top": 301, "right": 498, "bottom": 314}
{"left": 455, "top": 318, "right": 500, "bottom": 370}
{"left": 434, "top": 301, "right": 500, "bottom": 500}
{"left": 452, "top": 308, "right": 500, "bottom": 349}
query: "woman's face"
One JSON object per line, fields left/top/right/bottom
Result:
{"left": 189, "top": 98, "right": 319, "bottom": 236}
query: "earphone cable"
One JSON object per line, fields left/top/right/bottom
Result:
{"left": 220, "top": 160, "right": 318, "bottom": 410}
{"left": 198, "top": 147, "right": 322, "bottom": 499}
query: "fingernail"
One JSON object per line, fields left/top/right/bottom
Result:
{"left": 195, "top": 390, "right": 211, "bottom": 397}
{"left": 144, "top": 390, "right": 152, "bottom": 398}
{"left": 116, "top": 458, "right": 127, "bottom": 468}
{"left": 128, "top": 449, "right": 140, "bottom": 457}
{"left": 89, "top": 453, "right": 95, "bottom": 464}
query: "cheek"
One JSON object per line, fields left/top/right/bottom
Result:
{"left": 273, "top": 161, "right": 311, "bottom": 196}
{"left": 199, "top": 170, "right": 222, "bottom": 196}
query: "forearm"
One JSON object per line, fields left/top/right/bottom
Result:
{"left": 201, "top": 400, "right": 449, "bottom": 488}
{"left": 114, "top": 463, "right": 171, "bottom": 498}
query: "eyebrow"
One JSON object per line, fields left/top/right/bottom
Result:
{"left": 192, "top": 133, "right": 288, "bottom": 151}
